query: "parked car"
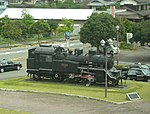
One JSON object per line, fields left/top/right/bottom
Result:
{"left": 0, "top": 59, "right": 22, "bottom": 73}
{"left": 126, "top": 68, "right": 150, "bottom": 82}
{"left": 107, "top": 45, "right": 120, "bottom": 55}
{"left": 128, "top": 63, "right": 150, "bottom": 71}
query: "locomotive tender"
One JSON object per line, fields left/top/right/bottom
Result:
{"left": 27, "top": 44, "right": 120, "bottom": 86}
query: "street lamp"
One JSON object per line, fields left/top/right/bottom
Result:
{"left": 116, "top": 25, "right": 120, "bottom": 65}
{"left": 100, "top": 39, "right": 108, "bottom": 98}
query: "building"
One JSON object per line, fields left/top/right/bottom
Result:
{"left": 87, "top": 0, "right": 116, "bottom": 10}
{"left": 0, "top": 8, "right": 94, "bottom": 34}
{"left": 116, "top": 0, "right": 150, "bottom": 22}
{"left": 8, "top": 0, "right": 38, "bottom": 7}
{"left": 0, "top": 0, "right": 8, "bottom": 14}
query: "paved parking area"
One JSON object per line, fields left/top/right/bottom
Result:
{"left": 118, "top": 47, "right": 150, "bottom": 64}
{"left": 0, "top": 91, "right": 150, "bottom": 114}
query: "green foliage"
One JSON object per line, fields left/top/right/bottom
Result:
{"left": 33, "top": 0, "right": 88, "bottom": 9}
{"left": 34, "top": 3, "right": 50, "bottom": 8}
{"left": 21, "top": 9, "right": 34, "bottom": 39}
{"left": 0, "top": 15, "right": 10, "bottom": 35}
{"left": 57, "top": 18, "right": 74, "bottom": 34}
{"left": 47, "top": 19, "right": 59, "bottom": 36}
{"left": 21, "top": 9, "right": 34, "bottom": 27}
{"left": 132, "top": 20, "right": 150, "bottom": 45}
{"left": 56, "top": 0, "right": 80, "bottom": 9}
{"left": 120, "top": 41, "right": 132, "bottom": 49}
{"left": 80, "top": 13, "right": 123, "bottom": 51}
{"left": 30, "top": 19, "right": 50, "bottom": 35}
{"left": 115, "top": 2, "right": 121, "bottom": 9}
{"left": 114, "top": 64, "right": 128, "bottom": 70}
{"left": 96, "top": 6, "right": 109, "bottom": 11}
{"left": 30, "top": 19, "right": 50, "bottom": 43}
{"left": 0, "top": 108, "right": 30, "bottom": 114}
{"left": 0, "top": 15, "right": 10, "bottom": 24}
{"left": 122, "top": 19, "right": 136, "bottom": 33}
{"left": 121, "top": 19, "right": 136, "bottom": 41}
{"left": 1, "top": 20, "right": 22, "bottom": 41}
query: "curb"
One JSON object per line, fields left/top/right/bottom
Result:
{"left": 0, "top": 88, "right": 141, "bottom": 105}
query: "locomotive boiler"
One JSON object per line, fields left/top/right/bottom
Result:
{"left": 27, "top": 44, "right": 120, "bottom": 86}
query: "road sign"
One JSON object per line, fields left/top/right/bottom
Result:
{"left": 65, "top": 31, "right": 70, "bottom": 39}
{"left": 126, "top": 33, "right": 133, "bottom": 44}
{"left": 127, "top": 33, "right": 133, "bottom": 39}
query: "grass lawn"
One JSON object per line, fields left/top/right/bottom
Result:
{"left": 0, "top": 108, "right": 30, "bottom": 114}
{"left": 0, "top": 77, "right": 149, "bottom": 103}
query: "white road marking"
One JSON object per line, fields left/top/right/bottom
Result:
{"left": 0, "top": 50, "right": 27, "bottom": 55}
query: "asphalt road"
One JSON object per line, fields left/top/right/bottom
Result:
{"left": 118, "top": 47, "right": 150, "bottom": 64}
{"left": 0, "top": 91, "right": 149, "bottom": 114}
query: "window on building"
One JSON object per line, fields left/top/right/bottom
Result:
{"left": 0, "top": 2, "right": 4, "bottom": 6}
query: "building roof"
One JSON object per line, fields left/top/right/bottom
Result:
{"left": 137, "top": 10, "right": 150, "bottom": 16}
{"left": 116, "top": 8, "right": 150, "bottom": 19}
{"left": 0, "top": 8, "right": 94, "bottom": 20}
{"left": 116, "top": 11, "right": 143, "bottom": 19}
{"left": 134, "top": 0, "right": 150, "bottom": 3}
{"left": 87, "top": 0, "right": 115, "bottom": 7}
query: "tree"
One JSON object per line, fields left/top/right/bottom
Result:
{"left": 62, "top": 0, "right": 80, "bottom": 9}
{"left": 132, "top": 20, "right": 150, "bottom": 45}
{"left": 1, "top": 20, "right": 22, "bottom": 46}
{"left": 47, "top": 19, "right": 59, "bottom": 36}
{"left": 21, "top": 9, "right": 34, "bottom": 39}
{"left": 122, "top": 19, "right": 135, "bottom": 33}
{"left": 121, "top": 19, "right": 136, "bottom": 41}
{"left": 30, "top": 19, "right": 50, "bottom": 44}
{"left": 56, "top": 0, "right": 80, "bottom": 9}
{"left": 57, "top": 18, "right": 74, "bottom": 35}
{"left": 0, "top": 15, "right": 10, "bottom": 35}
{"left": 80, "top": 13, "right": 122, "bottom": 52}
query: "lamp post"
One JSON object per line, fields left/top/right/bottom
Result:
{"left": 116, "top": 25, "right": 120, "bottom": 65}
{"left": 100, "top": 39, "right": 108, "bottom": 98}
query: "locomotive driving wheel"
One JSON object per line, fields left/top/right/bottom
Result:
{"left": 33, "top": 74, "right": 41, "bottom": 81}
{"left": 108, "top": 79, "right": 115, "bottom": 87}
{"left": 54, "top": 73, "right": 64, "bottom": 82}
{"left": 82, "top": 78, "right": 90, "bottom": 86}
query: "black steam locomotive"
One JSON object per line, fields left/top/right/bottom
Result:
{"left": 27, "top": 44, "right": 120, "bottom": 86}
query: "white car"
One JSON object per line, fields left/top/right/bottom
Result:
{"left": 107, "top": 45, "right": 120, "bottom": 55}
{"left": 111, "top": 45, "right": 120, "bottom": 54}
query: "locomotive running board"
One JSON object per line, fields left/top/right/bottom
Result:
{"left": 78, "top": 67, "right": 106, "bottom": 71}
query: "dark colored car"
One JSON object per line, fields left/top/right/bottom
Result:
{"left": 126, "top": 68, "right": 150, "bottom": 82}
{"left": 129, "top": 63, "right": 150, "bottom": 70}
{"left": 0, "top": 59, "right": 22, "bottom": 73}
